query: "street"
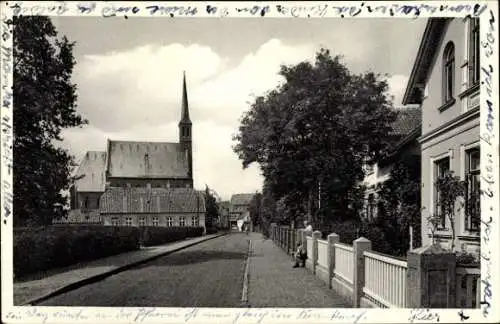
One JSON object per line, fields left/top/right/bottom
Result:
{"left": 37, "top": 233, "right": 249, "bottom": 307}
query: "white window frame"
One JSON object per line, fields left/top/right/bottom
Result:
{"left": 192, "top": 216, "right": 199, "bottom": 227}
{"left": 459, "top": 141, "right": 480, "bottom": 235}
{"left": 125, "top": 217, "right": 133, "bottom": 227}
{"left": 152, "top": 216, "right": 159, "bottom": 227}
{"left": 111, "top": 217, "right": 119, "bottom": 226}
{"left": 461, "top": 17, "right": 480, "bottom": 113}
{"left": 442, "top": 42, "right": 455, "bottom": 105}
{"left": 179, "top": 216, "right": 186, "bottom": 227}
{"left": 166, "top": 217, "right": 173, "bottom": 227}
{"left": 139, "top": 216, "right": 146, "bottom": 227}
{"left": 429, "top": 151, "right": 453, "bottom": 231}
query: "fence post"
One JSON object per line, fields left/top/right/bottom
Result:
{"left": 297, "top": 229, "right": 304, "bottom": 251}
{"left": 406, "top": 244, "right": 457, "bottom": 308}
{"left": 311, "top": 231, "right": 321, "bottom": 275}
{"left": 327, "top": 233, "right": 340, "bottom": 289}
{"left": 353, "top": 237, "right": 371, "bottom": 308}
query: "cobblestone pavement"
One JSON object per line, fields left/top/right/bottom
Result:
{"left": 247, "top": 233, "right": 351, "bottom": 308}
{"left": 14, "top": 233, "right": 223, "bottom": 305}
{"left": 37, "top": 233, "right": 249, "bottom": 307}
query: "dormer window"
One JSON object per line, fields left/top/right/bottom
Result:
{"left": 442, "top": 42, "right": 455, "bottom": 104}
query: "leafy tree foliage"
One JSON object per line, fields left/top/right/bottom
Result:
{"left": 204, "top": 186, "right": 220, "bottom": 228}
{"left": 427, "top": 171, "right": 466, "bottom": 251}
{"left": 233, "top": 49, "right": 397, "bottom": 226}
{"left": 370, "top": 151, "right": 422, "bottom": 256}
{"left": 13, "top": 16, "right": 87, "bottom": 226}
{"left": 247, "top": 192, "right": 262, "bottom": 228}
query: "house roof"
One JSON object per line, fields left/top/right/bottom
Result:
{"left": 390, "top": 107, "right": 421, "bottom": 138}
{"left": 106, "top": 140, "right": 189, "bottom": 179}
{"left": 402, "top": 18, "right": 450, "bottom": 105}
{"left": 74, "top": 151, "right": 107, "bottom": 192}
{"left": 379, "top": 107, "right": 422, "bottom": 164}
{"left": 99, "top": 187, "right": 206, "bottom": 214}
{"left": 230, "top": 193, "right": 255, "bottom": 206}
{"left": 229, "top": 194, "right": 255, "bottom": 213}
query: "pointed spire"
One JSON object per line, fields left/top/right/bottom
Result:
{"left": 180, "top": 70, "right": 191, "bottom": 123}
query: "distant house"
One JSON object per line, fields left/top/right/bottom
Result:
{"left": 229, "top": 193, "right": 255, "bottom": 228}
{"left": 402, "top": 18, "right": 480, "bottom": 254}
{"left": 99, "top": 187, "right": 205, "bottom": 227}
{"left": 70, "top": 151, "right": 107, "bottom": 212}
{"left": 58, "top": 72, "right": 205, "bottom": 229}
{"left": 360, "top": 106, "right": 421, "bottom": 221}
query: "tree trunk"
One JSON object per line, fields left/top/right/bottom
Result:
{"left": 307, "top": 189, "right": 312, "bottom": 224}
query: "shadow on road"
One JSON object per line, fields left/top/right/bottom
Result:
{"left": 135, "top": 250, "right": 247, "bottom": 269}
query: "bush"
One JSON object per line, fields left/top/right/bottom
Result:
{"left": 139, "top": 226, "right": 204, "bottom": 247}
{"left": 14, "top": 225, "right": 140, "bottom": 279}
{"left": 320, "top": 220, "right": 360, "bottom": 245}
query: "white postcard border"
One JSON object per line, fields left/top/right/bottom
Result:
{"left": 1, "top": 1, "right": 499, "bottom": 324}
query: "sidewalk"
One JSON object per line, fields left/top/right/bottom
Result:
{"left": 14, "top": 233, "right": 226, "bottom": 306}
{"left": 246, "top": 233, "right": 351, "bottom": 308}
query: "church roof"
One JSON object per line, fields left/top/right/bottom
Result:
{"left": 74, "top": 151, "right": 107, "bottom": 192}
{"left": 99, "top": 187, "right": 206, "bottom": 214}
{"left": 106, "top": 140, "right": 189, "bottom": 179}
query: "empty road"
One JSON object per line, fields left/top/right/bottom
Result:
{"left": 37, "top": 233, "right": 249, "bottom": 307}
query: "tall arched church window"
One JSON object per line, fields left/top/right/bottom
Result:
{"left": 442, "top": 42, "right": 455, "bottom": 103}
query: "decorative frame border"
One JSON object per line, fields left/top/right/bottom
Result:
{"left": 1, "top": 2, "right": 498, "bottom": 323}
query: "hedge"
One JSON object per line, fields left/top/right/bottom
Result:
{"left": 139, "top": 226, "right": 204, "bottom": 247}
{"left": 205, "top": 227, "right": 218, "bottom": 235}
{"left": 14, "top": 225, "right": 140, "bottom": 279}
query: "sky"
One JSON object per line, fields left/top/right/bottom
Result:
{"left": 51, "top": 17, "right": 427, "bottom": 201}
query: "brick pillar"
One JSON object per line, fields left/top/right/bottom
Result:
{"left": 353, "top": 237, "right": 371, "bottom": 307}
{"left": 327, "top": 233, "right": 340, "bottom": 289}
{"left": 312, "top": 231, "right": 321, "bottom": 274}
{"left": 407, "top": 244, "right": 457, "bottom": 308}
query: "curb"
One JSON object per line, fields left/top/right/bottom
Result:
{"left": 23, "top": 232, "right": 228, "bottom": 306}
{"left": 240, "top": 239, "right": 252, "bottom": 303}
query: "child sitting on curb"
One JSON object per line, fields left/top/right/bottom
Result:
{"left": 293, "top": 242, "right": 307, "bottom": 268}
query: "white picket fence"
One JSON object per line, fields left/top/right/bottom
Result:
{"left": 363, "top": 251, "right": 407, "bottom": 308}
{"left": 334, "top": 243, "right": 354, "bottom": 286}
{"left": 269, "top": 225, "right": 480, "bottom": 309}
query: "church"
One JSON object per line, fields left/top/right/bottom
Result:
{"left": 63, "top": 73, "right": 206, "bottom": 229}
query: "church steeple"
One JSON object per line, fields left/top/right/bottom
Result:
{"left": 180, "top": 71, "right": 191, "bottom": 124}
{"left": 179, "top": 71, "right": 193, "bottom": 186}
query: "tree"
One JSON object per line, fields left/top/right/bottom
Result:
{"left": 375, "top": 150, "right": 422, "bottom": 256}
{"left": 247, "top": 192, "right": 262, "bottom": 229}
{"left": 233, "top": 49, "right": 397, "bottom": 226}
{"left": 204, "top": 186, "right": 219, "bottom": 228}
{"left": 427, "top": 171, "right": 466, "bottom": 251}
{"left": 13, "top": 16, "right": 87, "bottom": 227}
